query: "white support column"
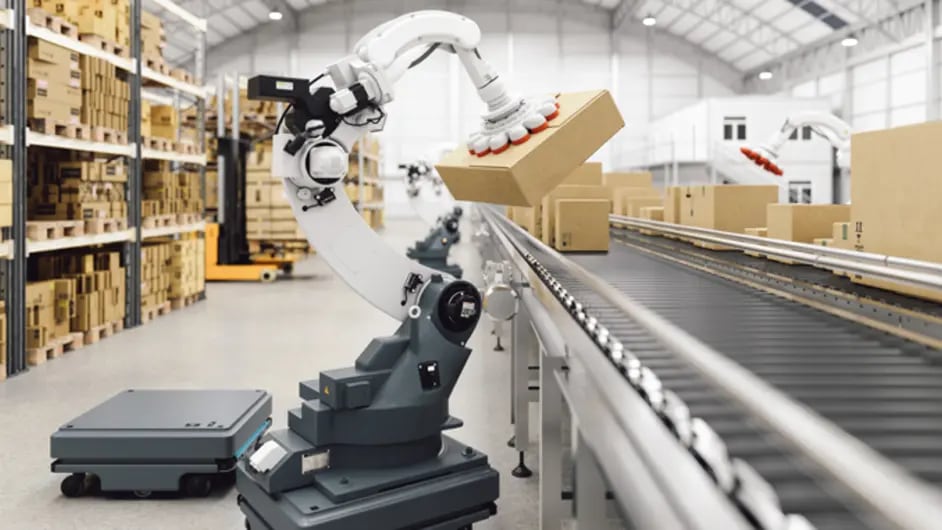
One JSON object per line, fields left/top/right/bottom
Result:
{"left": 927, "top": 0, "right": 939, "bottom": 120}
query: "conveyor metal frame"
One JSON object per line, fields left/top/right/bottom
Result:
{"left": 479, "top": 206, "right": 942, "bottom": 530}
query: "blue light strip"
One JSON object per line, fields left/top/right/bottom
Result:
{"left": 235, "top": 418, "right": 273, "bottom": 459}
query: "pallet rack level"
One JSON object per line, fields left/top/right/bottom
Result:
{"left": 0, "top": 0, "right": 209, "bottom": 379}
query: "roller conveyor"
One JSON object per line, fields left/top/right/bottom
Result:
{"left": 496, "top": 216, "right": 942, "bottom": 530}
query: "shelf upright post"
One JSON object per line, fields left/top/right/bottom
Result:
{"left": 216, "top": 73, "right": 225, "bottom": 224}
{"left": 7, "top": 0, "right": 27, "bottom": 375}
{"left": 127, "top": 0, "right": 143, "bottom": 327}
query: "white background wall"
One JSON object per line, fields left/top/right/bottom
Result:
{"left": 203, "top": 0, "right": 738, "bottom": 217}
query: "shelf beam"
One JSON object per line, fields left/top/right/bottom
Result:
{"left": 141, "top": 221, "right": 206, "bottom": 240}
{"left": 26, "top": 230, "right": 135, "bottom": 255}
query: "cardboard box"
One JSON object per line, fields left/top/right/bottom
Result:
{"left": 28, "top": 58, "right": 81, "bottom": 89}
{"left": 831, "top": 222, "right": 852, "bottom": 250}
{"left": 640, "top": 206, "right": 664, "bottom": 221}
{"left": 540, "top": 185, "right": 609, "bottom": 247}
{"left": 745, "top": 227, "right": 768, "bottom": 237}
{"left": 562, "top": 163, "right": 603, "bottom": 186}
{"left": 663, "top": 186, "right": 683, "bottom": 224}
{"left": 623, "top": 197, "right": 663, "bottom": 218}
{"left": 766, "top": 204, "right": 851, "bottom": 243}
{"left": 437, "top": 90, "right": 624, "bottom": 206}
{"left": 28, "top": 38, "right": 78, "bottom": 66}
{"left": 26, "top": 280, "right": 57, "bottom": 307}
{"left": 680, "top": 185, "right": 778, "bottom": 233}
{"left": 554, "top": 199, "right": 610, "bottom": 252}
{"left": 613, "top": 187, "right": 661, "bottom": 216}
{"left": 28, "top": 80, "right": 82, "bottom": 107}
{"left": 849, "top": 121, "right": 942, "bottom": 301}
{"left": 246, "top": 184, "right": 270, "bottom": 207}
{"left": 603, "top": 171, "right": 653, "bottom": 189}
{"left": 28, "top": 99, "right": 80, "bottom": 124}
{"left": 515, "top": 206, "right": 541, "bottom": 237}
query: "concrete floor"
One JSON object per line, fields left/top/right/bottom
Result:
{"left": 0, "top": 219, "right": 538, "bottom": 529}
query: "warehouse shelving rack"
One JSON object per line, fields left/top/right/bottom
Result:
{"left": 1, "top": 0, "right": 209, "bottom": 378}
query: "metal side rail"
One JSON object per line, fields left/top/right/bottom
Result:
{"left": 481, "top": 207, "right": 942, "bottom": 530}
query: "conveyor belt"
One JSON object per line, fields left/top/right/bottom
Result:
{"left": 507, "top": 224, "right": 942, "bottom": 530}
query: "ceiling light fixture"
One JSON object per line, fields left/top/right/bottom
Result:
{"left": 268, "top": 10, "right": 283, "bottom": 21}
{"left": 841, "top": 36, "right": 859, "bottom": 47}
{"left": 758, "top": 71, "right": 773, "bottom": 81}
{"left": 642, "top": 15, "right": 656, "bottom": 27}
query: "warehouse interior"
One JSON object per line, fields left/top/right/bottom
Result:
{"left": 2, "top": 1, "right": 941, "bottom": 529}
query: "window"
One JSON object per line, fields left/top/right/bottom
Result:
{"left": 802, "top": 126, "right": 813, "bottom": 140}
{"left": 789, "top": 129, "right": 798, "bottom": 140}
{"left": 788, "top": 181, "right": 813, "bottom": 204}
{"left": 723, "top": 117, "right": 747, "bottom": 141}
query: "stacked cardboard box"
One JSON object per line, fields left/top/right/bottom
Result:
{"left": 33, "top": 0, "right": 130, "bottom": 47}
{"left": 27, "top": 39, "right": 81, "bottom": 126}
{"left": 142, "top": 161, "right": 203, "bottom": 217}
{"left": 245, "top": 144, "right": 306, "bottom": 241}
{"left": 141, "top": 99, "right": 152, "bottom": 138}
{"left": 849, "top": 121, "right": 942, "bottom": 301}
{"left": 206, "top": 168, "right": 218, "bottom": 209}
{"left": 25, "top": 280, "right": 57, "bottom": 353}
{"left": 141, "top": 10, "right": 165, "bottom": 64}
{"left": 0, "top": 160, "right": 12, "bottom": 229}
{"left": 679, "top": 185, "right": 779, "bottom": 249}
{"left": 169, "top": 238, "right": 205, "bottom": 301}
{"left": 603, "top": 171, "right": 654, "bottom": 214}
{"left": 767, "top": 204, "right": 851, "bottom": 243}
{"left": 32, "top": 250, "right": 126, "bottom": 336}
{"left": 29, "top": 155, "right": 128, "bottom": 222}
{"left": 141, "top": 242, "right": 171, "bottom": 310}
{"left": 663, "top": 186, "right": 683, "bottom": 224}
{"left": 541, "top": 184, "right": 610, "bottom": 248}
{"left": 150, "top": 105, "right": 177, "bottom": 140}
{"left": 554, "top": 199, "right": 609, "bottom": 252}
{"left": 81, "top": 56, "right": 129, "bottom": 132}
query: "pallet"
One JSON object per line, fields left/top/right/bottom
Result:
{"left": 175, "top": 142, "right": 197, "bottom": 155}
{"left": 26, "top": 220, "right": 85, "bottom": 241}
{"left": 170, "top": 68, "right": 194, "bottom": 84}
{"left": 144, "top": 56, "right": 170, "bottom": 75}
{"left": 175, "top": 212, "right": 200, "bottom": 225}
{"left": 26, "top": 332, "right": 84, "bottom": 366}
{"left": 170, "top": 294, "right": 201, "bottom": 311}
{"left": 91, "top": 126, "right": 127, "bottom": 145}
{"left": 141, "top": 301, "right": 172, "bottom": 324}
{"left": 84, "top": 320, "right": 123, "bottom": 345}
{"left": 78, "top": 34, "right": 128, "bottom": 58}
{"left": 28, "top": 118, "right": 88, "bottom": 140}
{"left": 27, "top": 8, "right": 78, "bottom": 39}
{"left": 84, "top": 217, "right": 128, "bottom": 234}
{"left": 143, "top": 214, "right": 175, "bottom": 228}
{"left": 144, "top": 136, "right": 173, "bottom": 152}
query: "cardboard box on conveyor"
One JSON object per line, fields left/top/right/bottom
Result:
{"left": 436, "top": 90, "right": 624, "bottom": 207}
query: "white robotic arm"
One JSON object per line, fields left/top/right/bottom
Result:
{"left": 249, "top": 11, "right": 558, "bottom": 321}
{"left": 741, "top": 111, "right": 852, "bottom": 176}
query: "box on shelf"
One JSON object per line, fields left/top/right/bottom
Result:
{"left": 849, "top": 120, "right": 942, "bottom": 301}
{"left": 554, "top": 199, "right": 609, "bottom": 252}
{"left": 437, "top": 90, "right": 624, "bottom": 206}
{"left": 29, "top": 153, "right": 128, "bottom": 223}
{"left": 28, "top": 38, "right": 79, "bottom": 67}
{"left": 766, "top": 204, "right": 851, "bottom": 243}
{"left": 0, "top": 160, "right": 11, "bottom": 224}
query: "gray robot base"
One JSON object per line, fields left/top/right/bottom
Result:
{"left": 51, "top": 389, "right": 272, "bottom": 498}
{"left": 237, "top": 435, "right": 499, "bottom": 530}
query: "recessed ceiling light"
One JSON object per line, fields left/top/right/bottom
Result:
{"left": 642, "top": 15, "right": 656, "bottom": 27}
{"left": 268, "top": 10, "right": 283, "bottom": 21}
{"left": 841, "top": 36, "right": 859, "bottom": 47}
{"left": 758, "top": 71, "right": 773, "bottom": 81}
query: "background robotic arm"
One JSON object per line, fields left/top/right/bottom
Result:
{"left": 740, "top": 111, "right": 852, "bottom": 176}
{"left": 248, "top": 10, "right": 557, "bottom": 321}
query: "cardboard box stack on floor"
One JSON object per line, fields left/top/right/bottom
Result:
{"left": 554, "top": 199, "right": 610, "bottom": 252}
{"left": 679, "top": 185, "right": 779, "bottom": 249}
{"left": 27, "top": 38, "right": 81, "bottom": 126}
{"left": 245, "top": 143, "right": 306, "bottom": 241}
{"left": 767, "top": 204, "right": 851, "bottom": 243}
{"left": 169, "top": 238, "right": 205, "bottom": 302}
{"left": 81, "top": 56, "right": 129, "bottom": 133}
{"left": 29, "top": 154, "right": 128, "bottom": 223}
{"left": 32, "top": 250, "right": 126, "bottom": 341}
{"left": 0, "top": 160, "right": 12, "bottom": 229}
{"left": 849, "top": 121, "right": 942, "bottom": 301}
{"left": 141, "top": 242, "right": 171, "bottom": 310}
{"left": 142, "top": 160, "right": 202, "bottom": 218}
{"left": 602, "top": 171, "right": 656, "bottom": 216}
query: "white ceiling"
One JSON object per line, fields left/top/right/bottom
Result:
{"left": 149, "top": 0, "right": 898, "bottom": 74}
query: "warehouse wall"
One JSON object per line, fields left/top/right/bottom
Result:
{"left": 201, "top": 0, "right": 737, "bottom": 218}
{"left": 785, "top": 41, "right": 941, "bottom": 133}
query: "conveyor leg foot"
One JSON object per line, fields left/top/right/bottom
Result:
{"left": 494, "top": 336, "right": 505, "bottom": 351}
{"left": 507, "top": 435, "right": 515, "bottom": 448}
{"left": 511, "top": 452, "right": 532, "bottom": 478}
